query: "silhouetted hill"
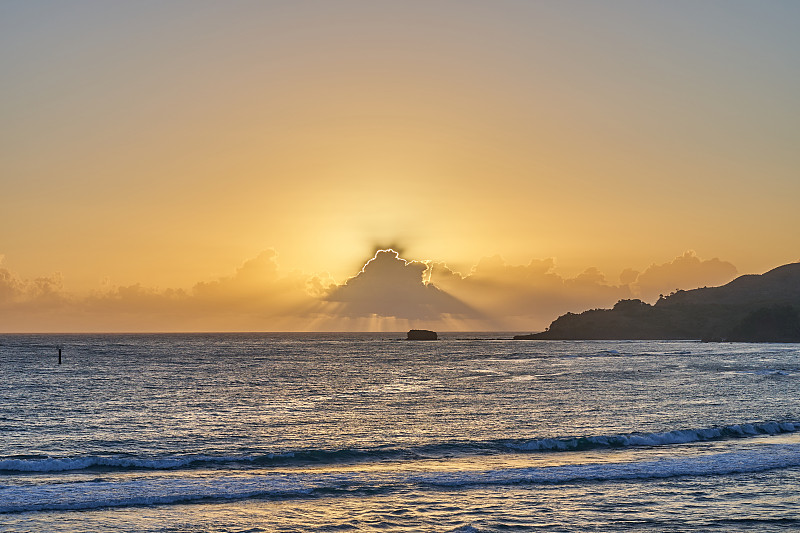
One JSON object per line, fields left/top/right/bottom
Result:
{"left": 727, "top": 305, "right": 800, "bottom": 343}
{"left": 514, "top": 262, "right": 800, "bottom": 342}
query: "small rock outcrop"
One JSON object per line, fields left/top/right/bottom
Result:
{"left": 407, "top": 329, "right": 438, "bottom": 341}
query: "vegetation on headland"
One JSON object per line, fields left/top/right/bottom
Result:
{"left": 514, "top": 262, "right": 800, "bottom": 342}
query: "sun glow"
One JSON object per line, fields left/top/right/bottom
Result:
{"left": 2, "top": 2, "right": 798, "bottom": 332}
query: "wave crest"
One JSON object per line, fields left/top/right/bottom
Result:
{"left": 1, "top": 421, "right": 796, "bottom": 474}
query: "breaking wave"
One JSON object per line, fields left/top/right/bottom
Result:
{"left": 1, "top": 421, "right": 797, "bottom": 475}
{"left": 2, "top": 444, "right": 800, "bottom": 514}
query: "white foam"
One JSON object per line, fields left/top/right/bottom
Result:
{"left": 411, "top": 444, "right": 800, "bottom": 487}
{"left": 0, "top": 454, "right": 258, "bottom": 473}
{"left": 508, "top": 421, "right": 799, "bottom": 451}
{"left": 754, "top": 369, "right": 792, "bottom": 376}
{"left": 3, "top": 445, "right": 800, "bottom": 514}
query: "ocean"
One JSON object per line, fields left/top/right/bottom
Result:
{"left": 1, "top": 333, "right": 798, "bottom": 532}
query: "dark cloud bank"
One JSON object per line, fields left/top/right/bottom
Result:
{"left": 325, "top": 250, "right": 479, "bottom": 320}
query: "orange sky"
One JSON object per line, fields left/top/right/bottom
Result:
{"left": 2, "top": 2, "right": 799, "bottom": 331}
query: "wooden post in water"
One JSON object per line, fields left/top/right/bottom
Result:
{"left": 58, "top": 347, "right": 62, "bottom": 365}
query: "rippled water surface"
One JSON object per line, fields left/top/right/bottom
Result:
{"left": 1, "top": 333, "right": 799, "bottom": 531}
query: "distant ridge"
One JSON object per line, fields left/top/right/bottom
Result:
{"left": 515, "top": 262, "right": 800, "bottom": 342}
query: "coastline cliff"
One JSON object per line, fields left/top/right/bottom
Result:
{"left": 515, "top": 262, "right": 800, "bottom": 342}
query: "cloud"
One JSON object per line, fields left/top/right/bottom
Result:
{"left": 0, "top": 249, "right": 320, "bottom": 332}
{"left": 82, "top": 249, "right": 321, "bottom": 330}
{"left": 428, "top": 252, "right": 738, "bottom": 331}
{"left": 619, "top": 268, "right": 639, "bottom": 286}
{"left": 0, "top": 263, "right": 66, "bottom": 307}
{"left": 0, "top": 267, "right": 22, "bottom": 303}
{"left": 0, "top": 263, "right": 72, "bottom": 331}
{"left": 190, "top": 249, "right": 313, "bottom": 312}
{"left": 627, "top": 251, "right": 738, "bottom": 302}
{"left": 430, "top": 255, "right": 632, "bottom": 331}
{"left": 324, "top": 249, "right": 478, "bottom": 321}
{"left": 0, "top": 248, "right": 742, "bottom": 333}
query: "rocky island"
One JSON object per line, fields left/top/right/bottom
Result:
{"left": 514, "top": 262, "right": 800, "bottom": 342}
{"left": 407, "top": 329, "right": 438, "bottom": 340}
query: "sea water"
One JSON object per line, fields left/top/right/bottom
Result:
{"left": 1, "top": 333, "right": 798, "bottom": 531}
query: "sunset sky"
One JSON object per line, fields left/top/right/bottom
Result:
{"left": 2, "top": 1, "right": 799, "bottom": 332}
